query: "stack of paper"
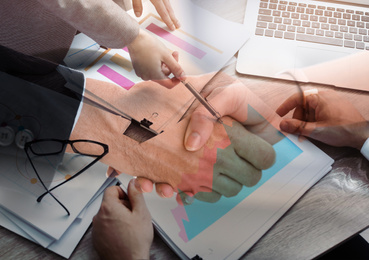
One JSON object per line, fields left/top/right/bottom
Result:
{"left": 0, "top": 144, "right": 114, "bottom": 258}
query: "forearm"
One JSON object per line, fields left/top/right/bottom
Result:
{"left": 37, "top": 0, "right": 139, "bottom": 48}
{"left": 68, "top": 78, "right": 198, "bottom": 187}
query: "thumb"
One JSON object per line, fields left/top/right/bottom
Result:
{"left": 127, "top": 179, "right": 149, "bottom": 214}
{"left": 184, "top": 107, "right": 215, "bottom": 151}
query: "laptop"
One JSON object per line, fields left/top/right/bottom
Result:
{"left": 236, "top": 0, "right": 369, "bottom": 89}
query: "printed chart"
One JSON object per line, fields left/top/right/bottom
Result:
{"left": 64, "top": 0, "right": 249, "bottom": 90}
{"left": 173, "top": 134, "right": 302, "bottom": 242}
{"left": 68, "top": 12, "right": 228, "bottom": 89}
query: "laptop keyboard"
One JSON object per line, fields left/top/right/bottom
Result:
{"left": 256, "top": 0, "right": 369, "bottom": 50}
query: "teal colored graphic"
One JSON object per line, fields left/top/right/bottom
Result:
{"left": 182, "top": 135, "right": 302, "bottom": 241}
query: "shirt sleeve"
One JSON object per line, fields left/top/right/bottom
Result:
{"left": 36, "top": 0, "right": 140, "bottom": 48}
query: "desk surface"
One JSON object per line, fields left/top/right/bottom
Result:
{"left": 2, "top": 0, "right": 369, "bottom": 259}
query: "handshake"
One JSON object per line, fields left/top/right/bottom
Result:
{"left": 70, "top": 73, "right": 282, "bottom": 204}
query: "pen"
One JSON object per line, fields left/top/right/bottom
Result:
{"left": 181, "top": 80, "right": 223, "bottom": 123}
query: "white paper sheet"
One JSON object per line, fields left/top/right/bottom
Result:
{"left": 0, "top": 178, "right": 114, "bottom": 258}
{"left": 0, "top": 145, "right": 108, "bottom": 240}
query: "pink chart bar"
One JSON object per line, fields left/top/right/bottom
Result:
{"left": 146, "top": 23, "right": 206, "bottom": 59}
{"left": 97, "top": 65, "right": 134, "bottom": 90}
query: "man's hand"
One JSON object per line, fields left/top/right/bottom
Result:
{"left": 276, "top": 89, "right": 369, "bottom": 149}
{"left": 70, "top": 76, "right": 277, "bottom": 204}
{"left": 92, "top": 179, "right": 153, "bottom": 260}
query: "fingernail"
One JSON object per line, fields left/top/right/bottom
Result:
{"left": 184, "top": 195, "right": 194, "bottom": 205}
{"left": 161, "top": 191, "right": 169, "bottom": 198}
{"left": 185, "top": 132, "right": 201, "bottom": 151}
{"left": 179, "top": 71, "right": 186, "bottom": 80}
{"left": 135, "top": 12, "right": 141, "bottom": 17}
{"left": 169, "top": 24, "right": 176, "bottom": 31}
{"left": 132, "top": 179, "right": 143, "bottom": 193}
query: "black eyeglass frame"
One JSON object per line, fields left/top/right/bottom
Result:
{"left": 24, "top": 138, "right": 109, "bottom": 216}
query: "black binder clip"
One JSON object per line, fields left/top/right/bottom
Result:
{"left": 191, "top": 255, "right": 203, "bottom": 260}
{"left": 123, "top": 118, "right": 163, "bottom": 143}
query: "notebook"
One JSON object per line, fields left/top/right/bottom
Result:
{"left": 236, "top": 0, "right": 369, "bottom": 89}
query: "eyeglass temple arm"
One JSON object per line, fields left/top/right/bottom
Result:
{"left": 37, "top": 191, "right": 70, "bottom": 216}
{"left": 36, "top": 155, "right": 104, "bottom": 202}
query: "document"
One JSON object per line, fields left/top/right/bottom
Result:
{"left": 117, "top": 82, "right": 334, "bottom": 260}
{"left": 64, "top": 0, "right": 250, "bottom": 88}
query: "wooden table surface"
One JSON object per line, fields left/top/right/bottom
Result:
{"left": 1, "top": 0, "right": 369, "bottom": 259}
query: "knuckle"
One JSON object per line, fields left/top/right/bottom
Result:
{"left": 223, "top": 184, "right": 242, "bottom": 198}
{"left": 258, "top": 145, "right": 276, "bottom": 170}
{"left": 240, "top": 167, "right": 262, "bottom": 187}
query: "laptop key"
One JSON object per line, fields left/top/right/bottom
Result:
{"left": 275, "top": 30, "right": 284, "bottom": 38}
{"left": 257, "top": 22, "right": 268, "bottom": 28}
{"left": 344, "top": 40, "right": 355, "bottom": 48}
{"left": 344, "top": 33, "right": 353, "bottom": 40}
{"left": 297, "top": 27, "right": 305, "bottom": 33}
{"left": 316, "top": 29, "right": 324, "bottom": 36}
{"left": 296, "top": 33, "right": 343, "bottom": 46}
{"left": 259, "top": 9, "right": 272, "bottom": 15}
{"left": 354, "top": 34, "right": 363, "bottom": 41}
{"left": 255, "top": 28, "right": 264, "bottom": 36}
{"left": 350, "top": 27, "right": 358, "bottom": 34}
{"left": 265, "top": 29, "right": 274, "bottom": 37}
{"left": 356, "top": 42, "right": 365, "bottom": 49}
{"left": 359, "top": 28, "right": 367, "bottom": 35}
{"left": 307, "top": 28, "right": 315, "bottom": 34}
{"left": 269, "top": 23, "right": 278, "bottom": 29}
{"left": 325, "top": 31, "right": 334, "bottom": 37}
{"left": 284, "top": 32, "right": 295, "bottom": 40}
{"left": 258, "top": 15, "right": 273, "bottom": 22}
{"left": 287, "top": 25, "right": 296, "bottom": 32}
{"left": 335, "top": 32, "right": 344, "bottom": 38}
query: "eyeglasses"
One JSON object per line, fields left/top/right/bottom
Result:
{"left": 24, "top": 139, "right": 108, "bottom": 216}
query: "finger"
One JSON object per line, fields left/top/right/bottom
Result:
{"left": 176, "top": 191, "right": 195, "bottom": 205}
{"left": 153, "top": 77, "right": 181, "bottom": 88}
{"left": 226, "top": 122, "right": 276, "bottom": 170}
{"left": 185, "top": 110, "right": 215, "bottom": 151}
{"left": 155, "top": 183, "right": 174, "bottom": 198}
{"left": 172, "top": 51, "right": 179, "bottom": 62}
{"left": 161, "top": 55, "right": 185, "bottom": 80}
{"left": 194, "top": 191, "right": 222, "bottom": 203}
{"left": 127, "top": 179, "right": 150, "bottom": 214}
{"left": 215, "top": 147, "right": 262, "bottom": 187}
{"left": 292, "top": 106, "right": 305, "bottom": 121}
{"left": 161, "top": 63, "right": 171, "bottom": 76}
{"left": 280, "top": 118, "right": 317, "bottom": 138}
{"left": 103, "top": 185, "right": 126, "bottom": 202}
{"left": 136, "top": 177, "right": 154, "bottom": 193}
{"left": 159, "top": 53, "right": 181, "bottom": 82}
{"left": 276, "top": 92, "right": 304, "bottom": 117}
{"left": 211, "top": 173, "right": 243, "bottom": 197}
{"left": 184, "top": 85, "right": 248, "bottom": 151}
{"left": 132, "top": 0, "right": 143, "bottom": 17}
{"left": 152, "top": 0, "right": 175, "bottom": 30}
{"left": 163, "top": 0, "right": 180, "bottom": 29}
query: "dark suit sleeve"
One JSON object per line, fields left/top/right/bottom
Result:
{"left": 0, "top": 45, "right": 84, "bottom": 143}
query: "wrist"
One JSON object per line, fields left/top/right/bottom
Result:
{"left": 127, "top": 29, "right": 146, "bottom": 52}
